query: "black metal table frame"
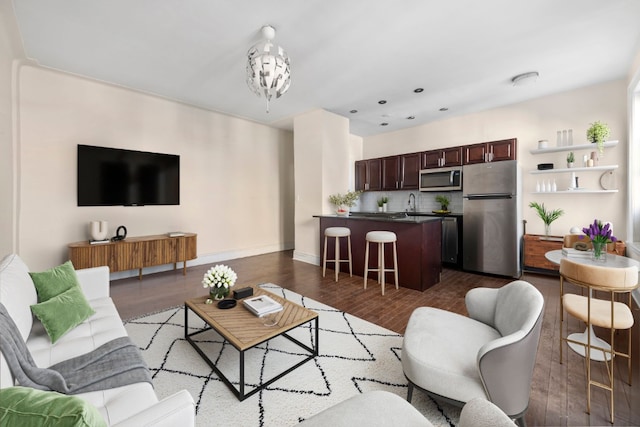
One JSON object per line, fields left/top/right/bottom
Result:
{"left": 184, "top": 304, "right": 319, "bottom": 401}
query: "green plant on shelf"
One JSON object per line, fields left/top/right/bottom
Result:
{"left": 529, "top": 201, "right": 564, "bottom": 236}
{"left": 586, "top": 121, "right": 610, "bottom": 154}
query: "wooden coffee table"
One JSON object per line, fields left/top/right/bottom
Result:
{"left": 184, "top": 285, "right": 319, "bottom": 401}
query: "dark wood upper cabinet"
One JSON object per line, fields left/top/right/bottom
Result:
{"left": 357, "top": 139, "right": 516, "bottom": 190}
{"left": 355, "top": 159, "right": 382, "bottom": 191}
{"left": 489, "top": 139, "right": 516, "bottom": 162}
{"left": 382, "top": 156, "right": 400, "bottom": 190}
{"left": 422, "top": 147, "right": 463, "bottom": 169}
{"left": 463, "top": 139, "right": 516, "bottom": 164}
{"left": 463, "top": 143, "right": 487, "bottom": 165}
{"left": 400, "top": 152, "right": 421, "bottom": 189}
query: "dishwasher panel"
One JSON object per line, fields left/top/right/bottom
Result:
{"left": 442, "top": 217, "right": 458, "bottom": 265}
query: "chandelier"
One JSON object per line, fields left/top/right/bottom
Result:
{"left": 246, "top": 25, "right": 291, "bottom": 113}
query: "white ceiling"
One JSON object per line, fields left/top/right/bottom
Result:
{"left": 11, "top": 0, "right": 640, "bottom": 137}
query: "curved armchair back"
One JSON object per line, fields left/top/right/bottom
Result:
{"left": 471, "top": 281, "right": 545, "bottom": 419}
{"left": 559, "top": 258, "right": 638, "bottom": 291}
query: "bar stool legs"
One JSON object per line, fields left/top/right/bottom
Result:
{"left": 322, "top": 227, "right": 352, "bottom": 282}
{"left": 364, "top": 231, "right": 398, "bottom": 295}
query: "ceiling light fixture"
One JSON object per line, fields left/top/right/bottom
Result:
{"left": 414, "top": 88, "right": 424, "bottom": 93}
{"left": 511, "top": 71, "right": 539, "bottom": 87}
{"left": 378, "top": 100, "right": 387, "bottom": 104}
{"left": 246, "top": 25, "right": 291, "bottom": 113}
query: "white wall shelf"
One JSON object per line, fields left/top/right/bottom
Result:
{"left": 529, "top": 140, "right": 618, "bottom": 155}
{"left": 531, "top": 189, "right": 618, "bottom": 194}
{"left": 530, "top": 165, "right": 618, "bottom": 174}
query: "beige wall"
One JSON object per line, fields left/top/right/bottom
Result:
{"left": 293, "top": 110, "right": 361, "bottom": 264}
{"left": 16, "top": 65, "right": 294, "bottom": 271}
{"left": 364, "top": 79, "right": 628, "bottom": 238}
{"left": 0, "top": 0, "right": 24, "bottom": 257}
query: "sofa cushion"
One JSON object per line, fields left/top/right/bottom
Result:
{"left": 0, "top": 254, "right": 37, "bottom": 341}
{"left": 0, "top": 386, "right": 106, "bottom": 427}
{"left": 29, "top": 260, "right": 81, "bottom": 303}
{"left": 30, "top": 287, "right": 96, "bottom": 343}
{"left": 0, "top": 254, "right": 39, "bottom": 389}
{"left": 29, "top": 297, "right": 126, "bottom": 369}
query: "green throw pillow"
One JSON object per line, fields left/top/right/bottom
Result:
{"left": 0, "top": 386, "right": 106, "bottom": 427}
{"left": 29, "top": 260, "right": 81, "bottom": 303}
{"left": 30, "top": 286, "right": 95, "bottom": 343}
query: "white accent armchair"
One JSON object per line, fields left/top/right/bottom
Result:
{"left": 401, "top": 280, "right": 544, "bottom": 427}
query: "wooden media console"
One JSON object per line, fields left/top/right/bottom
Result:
{"left": 68, "top": 233, "right": 197, "bottom": 280}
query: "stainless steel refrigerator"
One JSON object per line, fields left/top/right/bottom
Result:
{"left": 462, "top": 160, "right": 522, "bottom": 277}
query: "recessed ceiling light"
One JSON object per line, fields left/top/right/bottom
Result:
{"left": 380, "top": 122, "right": 389, "bottom": 126}
{"left": 407, "top": 116, "right": 415, "bottom": 120}
{"left": 511, "top": 71, "right": 539, "bottom": 86}
{"left": 439, "top": 107, "right": 449, "bottom": 112}
{"left": 378, "top": 100, "right": 387, "bottom": 105}
{"left": 414, "top": 88, "right": 424, "bottom": 93}
{"left": 350, "top": 109, "right": 358, "bottom": 114}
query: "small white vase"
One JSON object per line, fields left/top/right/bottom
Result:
{"left": 89, "top": 221, "right": 108, "bottom": 241}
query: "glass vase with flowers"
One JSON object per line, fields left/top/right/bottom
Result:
{"left": 581, "top": 219, "right": 616, "bottom": 261}
{"left": 202, "top": 264, "right": 237, "bottom": 300}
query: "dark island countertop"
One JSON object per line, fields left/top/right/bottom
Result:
{"left": 314, "top": 211, "right": 461, "bottom": 223}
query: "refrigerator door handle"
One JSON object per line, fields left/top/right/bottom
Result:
{"left": 464, "top": 193, "right": 513, "bottom": 200}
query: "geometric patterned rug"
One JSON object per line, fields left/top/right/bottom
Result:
{"left": 124, "top": 283, "right": 460, "bottom": 426}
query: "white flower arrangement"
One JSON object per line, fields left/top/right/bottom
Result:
{"left": 202, "top": 264, "right": 237, "bottom": 290}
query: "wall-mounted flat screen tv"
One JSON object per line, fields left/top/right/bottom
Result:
{"left": 77, "top": 144, "right": 180, "bottom": 206}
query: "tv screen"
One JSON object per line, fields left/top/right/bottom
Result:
{"left": 77, "top": 145, "right": 180, "bottom": 206}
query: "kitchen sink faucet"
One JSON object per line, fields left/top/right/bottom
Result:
{"left": 408, "top": 193, "right": 416, "bottom": 212}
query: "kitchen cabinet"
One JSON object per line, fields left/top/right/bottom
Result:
{"left": 382, "top": 156, "right": 400, "bottom": 190}
{"left": 400, "top": 152, "right": 421, "bottom": 189}
{"left": 529, "top": 140, "right": 619, "bottom": 194}
{"left": 422, "top": 147, "right": 463, "bottom": 169}
{"left": 355, "top": 159, "right": 382, "bottom": 191}
{"left": 463, "top": 138, "right": 516, "bottom": 164}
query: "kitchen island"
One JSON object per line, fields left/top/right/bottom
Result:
{"left": 315, "top": 213, "right": 442, "bottom": 291}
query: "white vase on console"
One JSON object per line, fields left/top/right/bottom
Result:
{"left": 89, "top": 221, "right": 108, "bottom": 241}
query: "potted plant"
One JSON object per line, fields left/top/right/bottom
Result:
{"left": 435, "top": 194, "right": 450, "bottom": 212}
{"left": 529, "top": 201, "right": 564, "bottom": 236}
{"left": 376, "top": 198, "right": 384, "bottom": 212}
{"left": 586, "top": 121, "right": 610, "bottom": 154}
{"left": 329, "top": 190, "right": 362, "bottom": 216}
{"left": 378, "top": 196, "right": 389, "bottom": 212}
{"left": 566, "top": 151, "right": 575, "bottom": 168}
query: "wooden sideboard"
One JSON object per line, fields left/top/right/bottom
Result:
{"left": 68, "top": 233, "right": 197, "bottom": 280}
{"left": 523, "top": 234, "right": 563, "bottom": 272}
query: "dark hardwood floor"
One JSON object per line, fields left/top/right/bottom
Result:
{"left": 110, "top": 250, "right": 640, "bottom": 426}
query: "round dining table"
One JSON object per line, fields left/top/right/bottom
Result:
{"left": 545, "top": 249, "right": 640, "bottom": 361}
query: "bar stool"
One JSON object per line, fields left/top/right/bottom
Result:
{"left": 364, "top": 231, "right": 398, "bottom": 295}
{"left": 323, "top": 227, "right": 352, "bottom": 282}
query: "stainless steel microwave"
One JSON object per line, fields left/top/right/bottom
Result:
{"left": 419, "top": 166, "right": 463, "bottom": 192}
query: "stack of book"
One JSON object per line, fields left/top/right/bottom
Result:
{"left": 561, "top": 247, "right": 591, "bottom": 258}
{"left": 243, "top": 295, "right": 283, "bottom": 317}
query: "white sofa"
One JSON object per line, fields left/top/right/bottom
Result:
{"left": 0, "top": 254, "right": 195, "bottom": 426}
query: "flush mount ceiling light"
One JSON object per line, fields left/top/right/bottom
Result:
{"left": 511, "top": 71, "right": 539, "bottom": 87}
{"left": 246, "top": 25, "right": 291, "bottom": 113}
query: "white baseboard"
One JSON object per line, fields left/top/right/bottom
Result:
{"left": 109, "top": 242, "right": 295, "bottom": 281}
{"left": 292, "top": 250, "right": 320, "bottom": 266}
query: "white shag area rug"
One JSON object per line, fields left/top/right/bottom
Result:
{"left": 124, "top": 283, "right": 460, "bottom": 427}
